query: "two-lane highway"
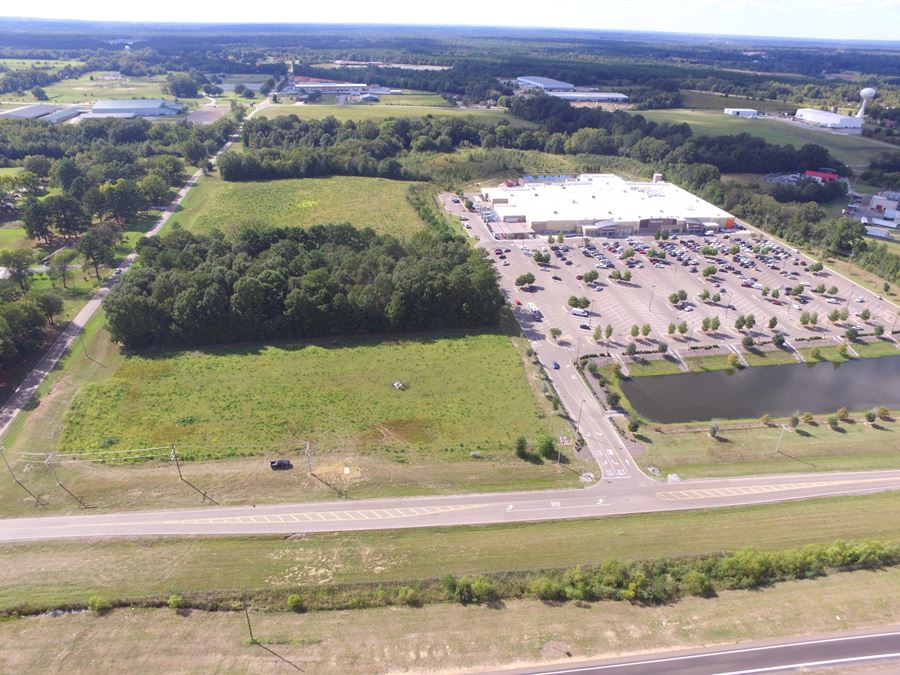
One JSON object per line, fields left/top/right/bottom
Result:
{"left": 489, "top": 628, "right": 900, "bottom": 674}
{"left": 2, "top": 469, "right": 900, "bottom": 541}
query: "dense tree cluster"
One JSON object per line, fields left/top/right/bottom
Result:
{"left": 769, "top": 177, "right": 848, "bottom": 204}
{"left": 860, "top": 152, "right": 900, "bottom": 191}
{"left": 103, "top": 225, "right": 504, "bottom": 349}
{"left": 0, "top": 115, "right": 237, "bottom": 243}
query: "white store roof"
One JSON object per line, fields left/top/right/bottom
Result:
{"left": 481, "top": 174, "right": 733, "bottom": 225}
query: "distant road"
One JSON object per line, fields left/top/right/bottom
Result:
{"left": 490, "top": 627, "right": 900, "bottom": 675}
{"left": 1, "top": 468, "right": 898, "bottom": 542}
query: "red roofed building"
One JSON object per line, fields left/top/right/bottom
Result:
{"left": 804, "top": 170, "right": 840, "bottom": 183}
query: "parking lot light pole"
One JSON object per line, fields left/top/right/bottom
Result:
{"left": 649, "top": 285, "right": 656, "bottom": 311}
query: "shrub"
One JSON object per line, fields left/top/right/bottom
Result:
{"left": 837, "top": 406, "right": 850, "bottom": 421}
{"left": 287, "top": 594, "right": 304, "bottom": 613}
{"left": 528, "top": 576, "right": 564, "bottom": 601}
{"left": 865, "top": 410, "right": 877, "bottom": 424}
{"left": 681, "top": 570, "right": 715, "bottom": 598}
{"left": 396, "top": 586, "right": 421, "bottom": 607}
{"left": 514, "top": 436, "right": 529, "bottom": 460}
{"left": 772, "top": 333, "right": 786, "bottom": 348}
{"left": 537, "top": 434, "right": 556, "bottom": 460}
{"left": 87, "top": 595, "right": 111, "bottom": 614}
{"left": 810, "top": 347, "right": 821, "bottom": 360}
{"left": 627, "top": 417, "right": 641, "bottom": 433}
{"left": 760, "top": 413, "right": 771, "bottom": 426}
{"left": 167, "top": 594, "right": 184, "bottom": 610}
{"left": 709, "top": 420, "right": 719, "bottom": 438}
{"left": 788, "top": 414, "right": 799, "bottom": 429}
{"left": 877, "top": 406, "right": 890, "bottom": 421}
{"left": 742, "top": 335, "right": 754, "bottom": 349}
{"left": 606, "top": 391, "right": 621, "bottom": 408}
{"left": 802, "top": 411, "right": 814, "bottom": 424}
{"left": 827, "top": 415, "right": 839, "bottom": 429}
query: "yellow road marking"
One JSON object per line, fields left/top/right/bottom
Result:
{"left": 656, "top": 478, "right": 899, "bottom": 501}
{"left": 166, "top": 502, "right": 485, "bottom": 525}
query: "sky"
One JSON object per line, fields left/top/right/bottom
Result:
{"left": 4, "top": 0, "right": 900, "bottom": 42}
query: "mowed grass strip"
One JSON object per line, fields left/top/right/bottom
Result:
{"left": 634, "top": 109, "right": 890, "bottom": 166}
{"left": 166, "top": 174, "right": 425, "bottom": 238}
{"left": 59, "top": 332, "right": 554, "bottom": 460}
{"left": 1, "top": 491, "right": 899, "bottom": 611}
{"left": 4, "top": 570, "right": 900, "bottom": 675}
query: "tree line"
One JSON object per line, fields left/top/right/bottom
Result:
{"left": 103, "top": 224, "right": 503, "bottom": 349}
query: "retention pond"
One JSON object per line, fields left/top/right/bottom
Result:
{"left": 619, "top": 354, "right": 900, "bottom": 423}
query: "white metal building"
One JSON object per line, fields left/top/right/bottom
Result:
{"left": 795, "top": 108, "right": 863, "bottom": 131}
{"left": 480, "top": 174, "right": 735, "bottom": 236}
{"left": 549, "top": 92, "right": 629, "bottom": 102}
{"left": 92, "top": 99, "right": 184, "bottom": 116}
{"left": 723, "top": 108, "right": 758, "bottom": 118}
{"left": 516, "top": 76, "right": 575, "bottom": 92}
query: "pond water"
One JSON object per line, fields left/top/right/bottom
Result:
{"left": 619, "top": 354, "right": 900, "bottom": 423}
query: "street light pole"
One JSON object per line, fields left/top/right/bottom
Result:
{"left": 774, "top": 424, "right": 787, "bottom": 456}
{"left": 575, "top": 398, "right": 585, "bottom": 435}
{"left": 649, "top": 285, "right": 656, "bottom": 311}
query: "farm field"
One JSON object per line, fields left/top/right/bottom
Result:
{"left": 165, "top": 174, "right": 426, "bottom": 237}
{"left": 3, "top": 567, "right": 900, "bottom": 674}
{"left": 0, "top": 58, "right": 83, "bottom": 71}
{"left": 634, "top": 109, "right": 891, "bottom": 166}
{"left": 257, "top": 102, "right": 525, "bottom": 124}
{"left": 1, "top": 490, "right": 899, "bottom": 612}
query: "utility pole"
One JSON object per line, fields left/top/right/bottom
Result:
{"left": 305, "top": 441, "right": 312, "bottom": 474}
{"left": 0, "top": 445, "right": 46, "bottom": 508}
{"left": 171, "top": 443, "right": 218, "bottom": 504}
{"left": 44, "top": 454, "right": 91, "bottom": 508}
{"left": 774, "top": 424, "right": 787, "bottom": 456}
{"left": 575, "top": 399, "right": 585, "bottom": 436}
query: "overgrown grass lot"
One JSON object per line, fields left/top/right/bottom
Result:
{"left": 166, "top": 174, "right": 426, "bottom": 238}
{"left": 59, "top": 332, "right": 557, "bottom": 462}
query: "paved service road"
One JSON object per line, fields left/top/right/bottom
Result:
{"left": 2, "top": 469, "right": 899, "bottom": 542}
{"left": 489, "top": 627, "right": 900, "bottom": 674}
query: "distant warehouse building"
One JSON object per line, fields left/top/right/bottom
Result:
{"left": 549, "top": 91, "right": 629, "bottom": 103}
{"left": 795, "top": 108, "right": 863, "bottom": 132}
{"left": 0, "top": 104, "right": 61, "bottom": 120}
{"left": 480, "top": 174, "right": 735, "bottom": 237}
{"left": 91, "top": 99, "right": 184, "bottom": 117}
{"left": 516, "top": 76, "right": 575, "bottom": 92}
{"left": 723, "top": 108, "right": 758, "bottom": 118}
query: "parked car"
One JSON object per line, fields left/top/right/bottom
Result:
{"left": 270, "top": 459, "right": 293, "bottom": 471}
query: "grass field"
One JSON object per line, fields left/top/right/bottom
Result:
{"left": 1, "top": 491, "right": 899, "bottom": 613}
{"left": 678, "top": 90, "right": 799, "bottom": 113}
{"left": 3, "top": 567, "right": 900, "bottom": 674}
{"left": 0, "top": 58, "right": 82, "bottom": 72}
{"left": 165, "top": 174, "right": 426, "bottom": 237}
{"left": 378, "top": 93, "right": 449, "bottom": 106}
{"left": 635, "top": 109, "right": 891, "bottom": 166}
{"left": 58, "top": 332, "right": 559, "bottom": 460}
{"left": 0, "top": 318, "right": 589, "bottom": 514}
{"left": 0, "top": 224, "right": 30, "bottom": 250}
{"left": 2, "top": 71, "right": 193, "bottom": 105}
{"left": 257, "top": 103, "right": 525, "bottom": 124}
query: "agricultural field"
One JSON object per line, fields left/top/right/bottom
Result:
{"left": 635, "top": 109, "right": 891, "bottom": 166}
{"left": 0, "top": 58, "right": 83, "bottom": 72}
{"left": 4, "top": 568, "right": 900, "bottom": 674}
{"left": 165, "top": 174, "right": 426, "bottom": 237}
{"left": 258, "top": 102, "right": 524, "bottom": 124}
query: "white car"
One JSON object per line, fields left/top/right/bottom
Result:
{"left": 827, "top": 298, "right": 840, "bottom": 304}
{"left": 856, "top": 296, "right": 865, "bottom": 303}
{"left": 501, "top": 260, "right": 510, "bottom": 266}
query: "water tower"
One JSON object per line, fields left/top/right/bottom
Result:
{"left": 857, "top": 87, "right": 877, "bottom": 118}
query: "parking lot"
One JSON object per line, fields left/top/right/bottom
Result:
{"left": 441, "top": 193, "right": 899, "bottom": 363}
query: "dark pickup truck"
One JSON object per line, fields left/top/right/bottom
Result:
{"left": 270, "top": 459, "right": 293, "bottom": 470}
